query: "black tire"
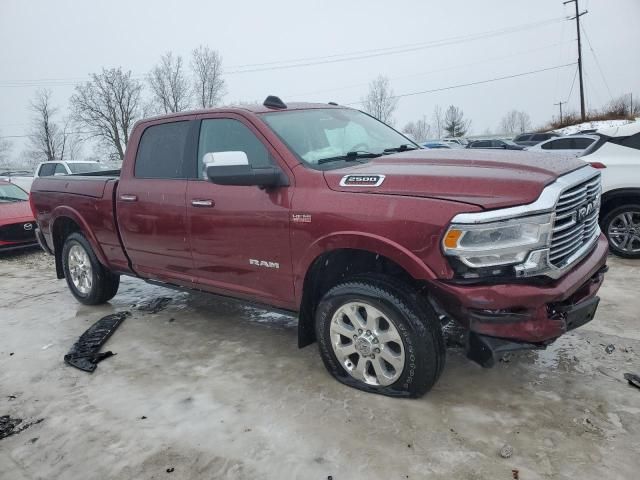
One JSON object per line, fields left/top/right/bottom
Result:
{"left": 315, "top": 275, "right": 445, "bottom": 398}
{"left": 601, "top": 204, "right": 640, "bottom": 259}
{"left": 62, "top": 232, "right": 120, "bottom": 305}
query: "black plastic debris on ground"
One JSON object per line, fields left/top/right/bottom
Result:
{"left": 64, "top": 311, "right": 130, "bottom": 372}
{"left": 0, "top": 415, "right": 43, "bottom": 440}
{"left": 137, "top": 297, "right": 172, "bottom": 314}
{"left": 624, "top": 373, "right": 640, "bottom": 390}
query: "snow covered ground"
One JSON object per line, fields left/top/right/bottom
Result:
{"left": 552, "top": 118, "right": 636, "bottom": 136}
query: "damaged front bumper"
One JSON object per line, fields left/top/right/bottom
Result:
{"left": 432, "top": 234, "right": 609, "bottom": 367}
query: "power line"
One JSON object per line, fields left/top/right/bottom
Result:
{"left": 345, "top": 63, "right": 577, "bottom": 105}
{"left": 580, "top": 23, "right": 613, "bottom": 102}
{"left": 567, "top": 64, "right": 579, "bottom": 102}
{"left": 0, "top": 17, "right": 567, "bottom": 88}
{"left": 287, "top": 40, "right": 573, "bottom": 100}
{"left": 227, "top": 17, "right": 566, "bottom": 71}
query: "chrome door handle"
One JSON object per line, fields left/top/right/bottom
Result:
{"left": 191, "top": 199, "right": 214, "bottom": 207}
{"left": 120, "top": 194, "right": 138, "bottom": 202}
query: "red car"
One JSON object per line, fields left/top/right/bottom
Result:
{"left": 0, "top": 180, "right": 38, "bottom": 251}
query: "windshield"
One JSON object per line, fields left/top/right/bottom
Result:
{"left": 261, "top": 108, "right": 417, "bottom": 167}
{"left": 67, "top": 162, "right": 112, "bottom": 174}
{"left": 0, "top": 183, "right": 28, "bottom": 202}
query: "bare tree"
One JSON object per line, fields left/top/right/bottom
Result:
{"left": 70, "top": 67, "right": 143, "bottom": 161}
{"left": 403, "top": 117, "right": 431, "bottom": 142}
{"left": 444, "top": 105, "right": 471, "bottom": 137}
{"left": 516, "top": 111, "right": 532, "bottom": 134}
{"left": 500, "top": 110, "right": 531, "bottom": 135}
{"left": 432, "top": 105, "right": 444, "bottom": 139}
{"left": 28, "top": 89, "right": 69, "bottom": 162}
{"left": 148, "top": 52, "right": 191, "bottom": 113}
{"left": 0, "top": 130, "right": 12, "bottom": 168}
{"left": 362, "top": 75, "right": 398, "bottom": 125}
{"left": 191, "top": 45, "right": 226, "bottom": 108}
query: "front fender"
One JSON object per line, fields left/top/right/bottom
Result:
{"left": 293, "top": 231, "right": 436, "bottom": 303}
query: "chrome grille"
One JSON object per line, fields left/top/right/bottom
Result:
{"left": 549, "top": 173, "right": 601, "bottom": 267}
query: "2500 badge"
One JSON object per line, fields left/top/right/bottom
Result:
{"left": 339, "top": 174, "right": 386, "bottom": 187}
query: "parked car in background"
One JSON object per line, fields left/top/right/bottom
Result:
{"left": 34, "top": 161, "right": 114, "bottom": 178}
{"left": 527, "top": 135, "right": 597, "bottom": 156}
{"left": 467, "top": 139, "right": 525, "bottom": 150}
{"left": 422, "top": 141, "right": 454, "bottom": 149}
{"left": 0, "top": 180, "right": 37, "bottom": 252}
{"left": 442, "top": 137, "right": 468, "bottom": 146}
{"left": 514, "top": 132, "right": 561, "bottom": 146}
{"left": 580, "top": 122, "right": 640, "bottom": 258}
{"left": 0, "top": 170, "right": 34, "bottom": 192}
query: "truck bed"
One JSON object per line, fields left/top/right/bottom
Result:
{"left": 30, "top": 173, "right": 132, "bottom": 275}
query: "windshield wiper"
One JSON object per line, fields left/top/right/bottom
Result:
{"left": 317, "top": 151, "right": 382, "bottom": 165}
{"left": 383, "top": 144, "right": 419, "bottom": 153}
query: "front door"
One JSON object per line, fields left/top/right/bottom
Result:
{"left": 186, "top": 116, "right": 294, "bottom": 306}
{"left": 116, "top": 120, "right": 195, "bottom": 284}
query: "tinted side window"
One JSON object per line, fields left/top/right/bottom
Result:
{"left": 531, "top": 134, "right": 549, "bottom": 141}
{"left": 610, "top": 133, "right": 640, "bottom": 151}
{"left": 198, "top": 119, "right": 272, "bottom": 175}
{"left": 54, "top": 164, "right": 67, "bottom": 175}
{"left": 550, "top": 138, "right": 573, "bottom": 149}
{"left": 39, "top": 163, "right": 56, "bottom": 176}
{"left": 573, "top": 138, "right": 595, "bottom": 149}
{"left": 134, "top": 121, "right": 190, "bottom": 179}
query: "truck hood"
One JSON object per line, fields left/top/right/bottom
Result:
{"left": 323, "top": 149, "right": 586, "bottom": 209}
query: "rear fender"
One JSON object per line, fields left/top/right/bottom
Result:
{"left": 50, "top": 206, "right": 111, "bottom": 277}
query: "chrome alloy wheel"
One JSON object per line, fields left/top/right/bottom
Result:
{"left": 608, "top": 211, "right": 640, "bottom": 254}
{"left": 68, "top": 244, "right": 93, "bottom": 295}
{"left": 329, "top": 301, "right": 405, "bottom": 386}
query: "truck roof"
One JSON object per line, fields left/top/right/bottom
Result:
{"left": 139, "top": 101, "right": 348, "bottom": 124}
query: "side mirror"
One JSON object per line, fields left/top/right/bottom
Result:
{"left": 203, "top": 151, "right": 288, "bottom": 188}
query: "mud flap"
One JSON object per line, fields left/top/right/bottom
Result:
{"left": 64, "top": 311, "right": 130, "bottom": 372}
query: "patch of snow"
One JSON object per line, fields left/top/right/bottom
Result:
{"left": 552, "top": 119, "right": 633, "bottom": 136}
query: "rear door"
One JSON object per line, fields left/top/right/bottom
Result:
{"left": 186, "top": 115, "right": 294, "bottom": 306}
{"left": 116, "top": 120, "right": 197, "bottom": 284}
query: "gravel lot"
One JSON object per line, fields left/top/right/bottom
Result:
{"left": 1, "top": 248, "right": 639, "bottom": 479}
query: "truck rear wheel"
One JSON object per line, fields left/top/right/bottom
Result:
{"left": 62, "top": 232, "right": 120, "bottom": 305}
{"left": 315, "top": 276, "right": 445, "bottom": 398}
{"left": 602, "top": 204, "right": 640, "bottom": 259}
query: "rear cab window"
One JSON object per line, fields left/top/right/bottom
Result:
{"left": 38, "top": 163, "right": 56, "bottom": 177}
{"left": 134, "top": 121, "right": 191, "bottom": 179}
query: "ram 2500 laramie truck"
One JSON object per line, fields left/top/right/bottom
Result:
{"left": 30, "top": 97, "right": 608, "bottom": 397}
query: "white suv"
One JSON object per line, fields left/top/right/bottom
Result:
{"left": 34, "top": 161, "right": 112, "bottom": 178}
{"left": 581, "top": 121, "right": 640, "bottom": 258}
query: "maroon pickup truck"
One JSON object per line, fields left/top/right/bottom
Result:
{"left": 30, "top": 97, "right": 608, "bottom": 397}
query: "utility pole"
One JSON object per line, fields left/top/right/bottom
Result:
{"left": 554, "top": 101, "right": 565, "bottom": 124}
{"left": 564, "top": 0, "right": 588, "bottom": 121}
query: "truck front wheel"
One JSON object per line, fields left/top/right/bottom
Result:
{"left": 62, "top": 232, "right": 120, "bottom": 305}
{"left": 315, "top": 276, "right": 445, "bottom": 398}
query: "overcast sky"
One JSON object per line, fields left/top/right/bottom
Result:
{"left": 1, "top": 0, "right": 638, "bottom": 158}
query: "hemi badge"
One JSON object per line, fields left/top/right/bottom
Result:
{"left": 292, "top": 214, "right": 312, "bottom": 223}
{"left": 339, "top": 174, "right": 385, "bottom": 187}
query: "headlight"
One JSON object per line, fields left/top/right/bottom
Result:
{"left": 443, "top": 214, "right": 553, "bottom": 275}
